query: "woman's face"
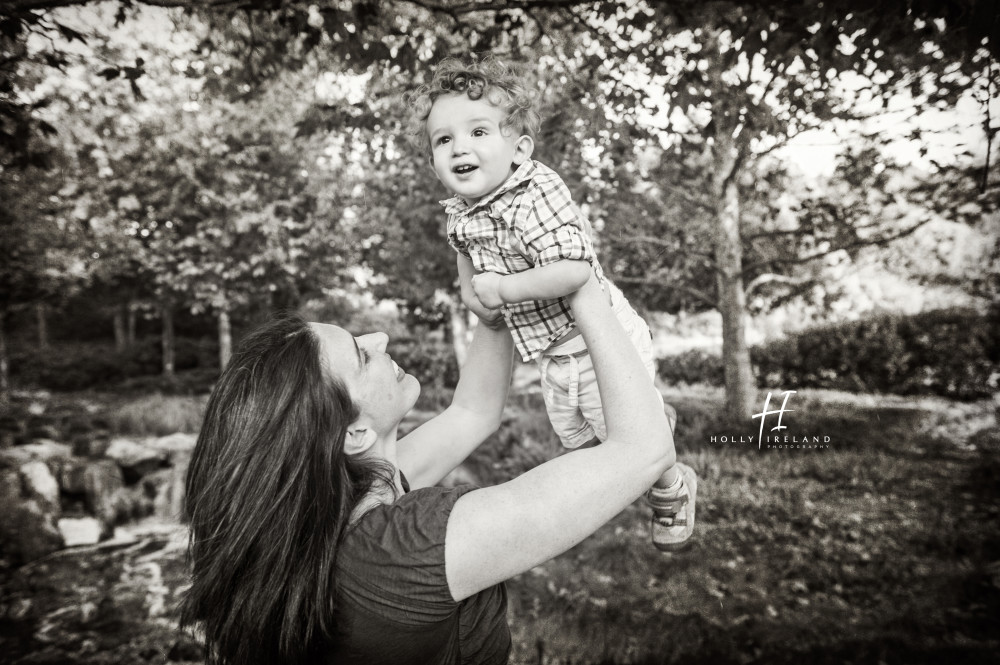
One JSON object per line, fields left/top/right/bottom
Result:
{"left": 309, "top": 323, "right": 420, "bottom": 436}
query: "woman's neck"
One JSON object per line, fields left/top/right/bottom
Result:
{"left": 348, "top": 434, "right": 405, "bottom": 524}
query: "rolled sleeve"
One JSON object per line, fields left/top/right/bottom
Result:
{"left": 516, "top": 179, "right": 594, "bottom": 267}
{"left": 446, "top": 231, "right": 472, "bottom": 258}
{"left": 529, "top": 223, "right": 591, "bottom": 266}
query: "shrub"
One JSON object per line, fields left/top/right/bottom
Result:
{"left": 752, "top": 307, "right": 998, "bottom": 400}
{"left": 657, "top": 350, "right": 725, "bottom": 387}
{"left": 387, "top": 335, "right": 460, "bottom": 390}
{"left": 10, "top": 337, "right": 218, "bottom": 392}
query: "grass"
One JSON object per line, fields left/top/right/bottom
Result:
{"left": 2, "top": 384, "right": 997, "bottom": 665}
{"left": 104, "top": 393, "right": 208, "bottom": 437}
{"left": 490, "top": 386, "right": 1000, "bottom": 664}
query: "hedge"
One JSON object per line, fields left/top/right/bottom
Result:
{"left": 387, "top": 336, "right": 460, "bottom": 390}
{"left": 658, "top": 307, "right": 998, "bottom": 400}
{"left": 11, "top": 337, "right": 216, "bottom": 392}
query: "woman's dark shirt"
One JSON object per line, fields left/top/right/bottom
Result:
{"left": 330, "top": 484, "right": 510, "bottom": 664}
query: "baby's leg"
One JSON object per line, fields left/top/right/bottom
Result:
{"left": 537, "top": 353, "right": 598, "bottom": 450}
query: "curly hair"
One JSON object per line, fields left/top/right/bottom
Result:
{"left": 406, "top": 54, "right": 540, "bottom": 149}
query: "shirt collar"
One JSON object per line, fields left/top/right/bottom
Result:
{"left": 440, "top": 160, "right": 537, "bottom": 216}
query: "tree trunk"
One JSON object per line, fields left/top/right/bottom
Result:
{"left": 0, "top": 309, "right": 9, "bottom": 404}
{"left": 161, "top": 302, "right": 175, "bottom": 378}
{"left": 126, "top": 301, "right": 137, "bottom": 346}
{"left": 712, "top": 136, "right": 756, "bottom": 421}
{"left": 448, "top": 296, "right": 473, "bottom": 368}
{"left": 113, "top": 304, "right": 127, "bottom": 352}
{"left": 218, "top": 306, "right": 232, "bottom": 371}
{"left": 35, "top": 302, "right": 49, "bottom": 352}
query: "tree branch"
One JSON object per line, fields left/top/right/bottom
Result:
{"left": 744, "top": 272, "right": 810, "bottom": 296}
{"left": 741, "top": 218, "right": 931, "bottom": 275}
{"left": 396, "top": 0, "right": 592, "bottom": 16}
{"left": 656, "top": 181, "right": 717, "bottom": 214}
{"left": 614, "top": 234, "right": 718, "bottom": 267}
{"left": 746, "top": 227, "right": 815, "bottom": 241}
{"left": 614, "top": 274, "right": 717, "bottom": 309}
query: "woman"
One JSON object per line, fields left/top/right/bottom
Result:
{"left": 180, "top": 274, "right": 675, "bottom": 664}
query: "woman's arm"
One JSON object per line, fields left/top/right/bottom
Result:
{"left": 444, "top": 274, "right": 674, "bottom": 600}
{"left": 395, "top": 322, "right": 514, "bottom": 490}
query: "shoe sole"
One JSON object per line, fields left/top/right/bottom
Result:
{"left": 652, "top": 461, "right": 697, "bottom": 552}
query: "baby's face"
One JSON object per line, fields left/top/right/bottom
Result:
{"left": 426, "top": 93, "right": 531, "bottom": 205}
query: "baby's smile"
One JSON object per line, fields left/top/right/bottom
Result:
{"left": 453, "top": 164, "right": 477, "bottom": 174}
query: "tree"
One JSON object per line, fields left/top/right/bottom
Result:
{"left": 0, "top": 147, "right": 88, "bottom": 400}
{"left": 548, "top": 1, "right": 996, "bottom": 417}
{"left": 4, "top": 0, "right": 996, "bottom": 412}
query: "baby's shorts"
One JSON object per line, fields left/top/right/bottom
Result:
{"left": 536, "top": 282, "right": 661, "bottom": 449}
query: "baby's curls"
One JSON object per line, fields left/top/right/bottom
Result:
{"left": 406, "top": 54, "right": 540, "bottom": 149}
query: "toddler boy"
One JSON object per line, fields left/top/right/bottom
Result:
{"left": 409, "top": 56, "right": 696, "bottom": 551}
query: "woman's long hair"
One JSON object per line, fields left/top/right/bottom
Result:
{"left": 180, "top": 314, "right": 393, "bottom": 665}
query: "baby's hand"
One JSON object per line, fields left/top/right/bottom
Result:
{"left": 471, "top": 272, "right": 504, "bottom": 309}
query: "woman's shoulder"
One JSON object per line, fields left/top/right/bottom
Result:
{"left": 337, "top": 485, "right": 480, "bottom": 609}
{"left": 343, "top": 485, "right": 478, "bottom": 561}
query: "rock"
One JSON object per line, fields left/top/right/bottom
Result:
{"left": 105, "top": 437, "right": 166, "bottom": 482}
{"left": 19, "top": 460, "right": 60, "bottom": 514}
{"left": 58, "top": 517, "right": 102, "bottom": 547}
{"left": 72, "top": 432, "right": 112, "bottom": 458}
{"left": 150, "top": 432, "right": 197, "bottom": 461}
{"left": 0, "top": 468, "right": 63, "bottom": 563}
{"left": 0, "top": 440, "right": 72, "bottom": 467}
{"left": 27, "top": 420, "right": 61, "bottom": 441}
{"left": 60, "top": 458, "right": 89, "bottom": 494}
{"left": 65, "top": 415, "right": 95, "bottom": 436}
{"left": 62, "top": 459, "right": 126, "bottom": 529}
{"left": 145, "top": 452, "right": 189, "bottom": 521}
{"left": 0, "top": 468, "right": 21, "bottom": 504}
{"left": 83, "top": 460, "right": 126, "bottom": 526}
{"left": 0, "top": 415, "right": 24, "bottom": 448}
{"left": 109, "top": 484, "right": 155, "bottom": 523}
{"left": 167, "top": 636, "right": 205, "bottom": 662}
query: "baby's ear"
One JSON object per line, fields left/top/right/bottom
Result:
{"left": 512, "top": 135, "right": 534, "bottom": 165}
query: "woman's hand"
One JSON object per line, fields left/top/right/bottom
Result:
{"left": 471, "top": 272, "right": 504, "bottom": 310}
{"left": 458, "top": 255, "right": 505, "bottom": 329}
{"left": 461, "top": 283, "right": 505, "bottom": 329}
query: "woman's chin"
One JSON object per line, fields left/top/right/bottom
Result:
{"left": 405, "top": 376, "right": 421, "bottom": 408}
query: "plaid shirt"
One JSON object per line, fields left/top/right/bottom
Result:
{"left": 443, "top": 160, "right": 606, "bottom": 361}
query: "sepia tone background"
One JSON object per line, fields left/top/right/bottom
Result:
{"left": 1, "top": 1, "right": 998, "bottom": 663}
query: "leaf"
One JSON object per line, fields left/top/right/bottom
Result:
{"left": 37, "top": 120, "right": 58, "bottom": 137}
{"left": 129, "top": 79, "right": 145, "bottom": 101}
{"left": 114, "top": 3, "right": 131, "bottom": 27}
{"left": 42, "top": 52, "right": 68, "bottom": 69}
{"left": 122, "top": 64, "right": 144, "bottom": 81}
{"left": 55, "top": 22, "right": 86, "bottom": 44}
